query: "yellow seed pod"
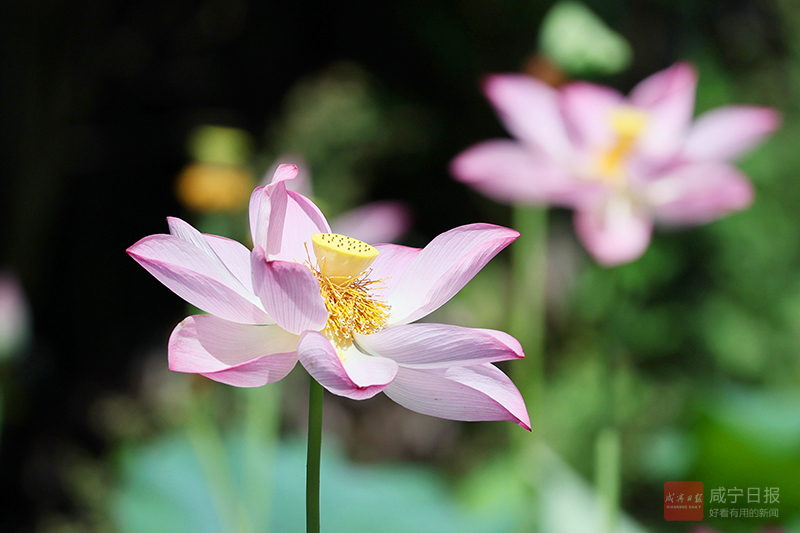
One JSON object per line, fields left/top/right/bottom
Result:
{"left": 311, "top": 233, "right": 379, "bottom": 280}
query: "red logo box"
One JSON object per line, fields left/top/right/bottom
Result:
{"left": 664, "top": 481, "right": 704, "bottom": 521}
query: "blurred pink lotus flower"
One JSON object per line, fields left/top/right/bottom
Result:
{"left": 128, "top": 165, "right": 530, "bottom": 428}
{"left": 262, "top": 158, "right": 412, "bottom": 244}
{"left": 0, "top": 272, "right": 31, "bottom": 359}
{"left": 451, "top": 62, "right": 780, "bottom": 265}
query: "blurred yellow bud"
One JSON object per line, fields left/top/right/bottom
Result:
{"left": 175, "top": 162, "right": 254, "bottom": 213}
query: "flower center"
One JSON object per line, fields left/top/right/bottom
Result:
{"left": 595, "top": 106, "right": 648, "bottom": 186}
{"left": 310, "top": 233, "right": 390, "bottom": 350}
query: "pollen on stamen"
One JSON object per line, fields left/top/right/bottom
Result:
{"left": 305, "top": 233, "right": 390, "bottom": 349}
{"left": 309, "top": 264, "right": 391, "bottom": 351}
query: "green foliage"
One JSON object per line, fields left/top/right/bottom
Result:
{"left": 113, "top": 434, "right": 510, "bottom": 533}
{"left": 694, "top": 386, "right": 800, "bottom": 531}
{"left": 539, "top": 1, "right": 633, "bottom": 76}
{"left": 264, "top": 62, "right": 432, "bottom": 217}
{"left": 188, "top": 126, "right": 255, "bottom": 167}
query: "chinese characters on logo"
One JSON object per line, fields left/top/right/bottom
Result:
{"left": 664, "top": 482, "right": 704, "bottom": 521}
{"left": 707, "top": 486, "right": 779, "bottom": 520}
{"left": 710, "top": 486, "right": 779, "bottom": 504}
{"left": 665, "top": 484, "right": 780, "bottom": 521}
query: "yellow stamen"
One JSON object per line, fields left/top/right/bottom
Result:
{"left": 307, "top": 233, "right": 389, "bottom": 351}
{"left": 313, "top": 268, "right": 390, "bottom": 351}
{"left": 596, "top": 106, "right": 648, "bottom": 185}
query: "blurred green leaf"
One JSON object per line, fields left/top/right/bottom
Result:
{"left": 113, "top": 434, "right": 512, "bottom": 533}
{"left": 267, "top": 62, "right": 432, "bottom": 216}
{"left": 427, "top": 260, "right": 507, "bottom": 330}
{"left": 189, "top": 126, "right": 254, "bottom": 167}
{"left": 539, "top": 1, "right": 632, "bottom": 76}
{"left": 700, "top": 296, "right": 769, "bottom": 378}
{"left": 115, "top": 434, "right": 228, "bottom": 533}
{"left": 695, "top": 386, "right": 800, "bottom": 525}
{"left": 635, "top": 429, "right": 697, "bottom": 481}
{"left": 459, "top": 445, "right": 651, "bottom": 533}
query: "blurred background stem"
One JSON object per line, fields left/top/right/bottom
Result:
{"left": 596, "top": 337, "right": 622, "bottom": 533}
{"left": 596, "top": 426, "right": 621, "bottom": 533}
{"left": 508, "top": 205, "right": 548, "bottom": 533}
{"left": 509, "top": 205, "right": 548, "bottom": 437}
{"left": 240, "top": 384, "right": 282, "bottom": 532}
{"left": 306, "top": 378, "right": 324, "bottom": 533}
{"left": 187, "top": 385, "right": 254, "bottom": 533}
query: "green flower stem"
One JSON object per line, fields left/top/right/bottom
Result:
{"left": 306, "top": 378, "right": 324, "bottom": 533}
{"left": 509, "top": 205, "right": 548, "bottom": 437}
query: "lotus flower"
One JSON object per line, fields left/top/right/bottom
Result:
{"left": 451, "top": 62, "right": 780, "bottom": 265}
{"left": 262, "top": 158, "right": 412, "bottom": 245}
{"left": 0, "top": 272, "right": 31, "bottom": 359}
{"left": 128, "top": 165, "right": 530, "bottom": 429}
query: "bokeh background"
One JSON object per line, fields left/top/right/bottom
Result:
{"left": 1, "top": 0, "right": 799, "bottom": 531}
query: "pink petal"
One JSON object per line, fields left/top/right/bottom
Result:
{"left": 249, "top": 165, "right": 299, "bottom": 248}
{"left": 167, "top": 217, "right": 253, "bottom": 292}
{"left": 271, "top": 163, "right": 300, "bottom": 185}
{"left": 560, "top": 81, "right": 624, "bottom": 150}
{"left": 387, "top": 224, "right": 519, "bottom": 325}
{"left": 167, "top": 217, "right": 218, "bottom": 255}
{"left": 646, "top": 163, "right": 754, "bottom": 225}
{"left": 383, "top": 363, "right": 530, "bottom": 429}
{"left": 258, "top": 184, "right": 331, "bottom": 263}
{"left": 203, "top": 234, "right": 254, "bottom": 293}
{"left": 683, "top": 106, "right": 780, "bottom": 162}
{"left": 167, "top": 216, "right": 268, "bottom": 309}
{"left": 573, "top": 196, "right": 653, "bottom": 266}
{"left": 168, "top": 315, "right": 299, "bottom": 387}
{"left": 354, "top": 323, "right": 523, "bottom": 368}
{"left": 282, "top": 190, "right": 331, "bottom": 257}
{"left": 251, "top": 247, "right": 328, "bottom": 335}
{"left": 280, "top": 158, "right": 314, "bottom": 196}
{"left": 483, "top": 74, "right": 574, "bottom": 160}
{"left": 297, "top": 331, "right": 398, "bottom": 400}
{"left": 628, "top": 62, "right": 698, "bottom": 157}
{"left": 248, "top": 185, "right": 270, "bottom": 250}
{"left": 249, "top": 164, "right": 331, "bottom": 261}
{"left": 628, "top": 63, "right": 697, "bottom": 107}
{"left": 367, "top": 243, "right": 421, "bottom": 301}
{"left": 450, "top": 140, "right": 587, "bottom": 207}
{"left": 262, "top": 182, "right": 290, "bottom": 254}
{"left": 127, "top": 234, "right": 271, "bottom": 324}
{"left": 330, "top": 201, "right": 412, "bottom": 245}
{"left": 260, "top": 159, "right": 313, "bottom": 196}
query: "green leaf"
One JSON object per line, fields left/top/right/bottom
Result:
{"left": 188, "top": 125, "right": 254, "bottom": 166}
{"left": 539, "top": 1, "right": 633, "bottom": 76}
{"left": 112, "top": 434, "right": 512, "bottom": 533}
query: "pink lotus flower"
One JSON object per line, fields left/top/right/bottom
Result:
{"left": 128, "top": 164, "right": 530, "bottom": 429}
{"left": 0, "top": 272, "right": 31, "bottom": 358}
{"left": 451, "top": 62, "right": 780, "bottom": 265}
{"left": 263, "top": 158, "right": 412, "bottom": 245}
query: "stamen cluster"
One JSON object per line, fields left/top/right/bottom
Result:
{"left": 311, "top": 266, "right": 390, "bottom": 350}
{"left": 596, "top": 106, "right": 648, "bottom": 186}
